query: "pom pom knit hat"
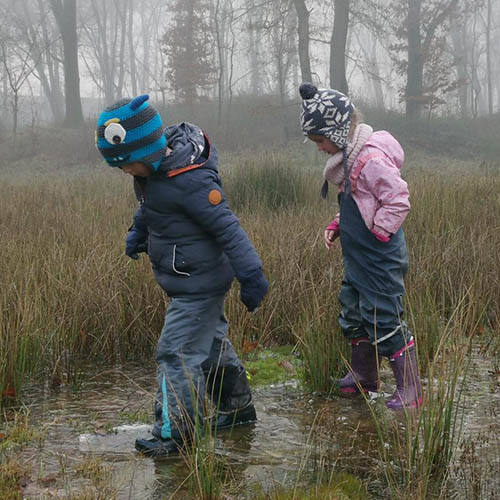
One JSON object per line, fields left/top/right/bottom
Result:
{"left": 299, "top": 83, "right": 354, "bottom": 149}
{"left": 96, "top": 95, "right": 166, "bottom": 171}
{"left": 299, "top": 83, "right": 355, "bottom": 198}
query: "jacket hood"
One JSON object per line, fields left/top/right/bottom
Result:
{"left": 363, "top": 131, "right": 404, "bottom": 170}
{"left": 158, "top": 122, "right": 215, "bottom": 173}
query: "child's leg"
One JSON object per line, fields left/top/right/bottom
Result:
{"left": 202, "top": 312, "right": 252, "bottom": 412}
{"left": 152, "top": 294, "right": 225, "bottom": 442}
{"left": 337, "top": 280, "right": 379, "bottom": 392}
{"left": 358, "top": 291, "right": 410, "bottom": 357}
{"left": 358, "top": 291, "right": 421, "bottom": 408}
{"left": 339, "top": 279, "right": 370, "bottom": 340}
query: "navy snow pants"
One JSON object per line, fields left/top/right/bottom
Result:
{"left": 152, "top": 294, "right": 252, "bottom": 441}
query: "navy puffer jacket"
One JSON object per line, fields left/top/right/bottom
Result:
{"left": 131, "top": 122, "right": 262, "bottom": 297}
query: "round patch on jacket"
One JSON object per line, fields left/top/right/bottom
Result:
{"left": 209, "top": 189, "right": 222, "bottom": 205}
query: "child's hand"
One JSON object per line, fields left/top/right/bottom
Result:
{"left": 238, "top": 269, "right": 269, "bottom": 312}
{"left": 371, "top": 229, "right": 390, "bottom": 243}
{"left": 324, "top": 219, "right": 340, "bottom": 249}
{"left": 125, "top": 229, "right": 148, "bottom": 260}
{"left": 324, "top": 229, "right": 339, "bottom": 250}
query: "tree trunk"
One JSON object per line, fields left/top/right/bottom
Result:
{"left": 405, "top": 0, "right": 423, "bottom": 119}
{"left": 1, "top": 73, "right": 8, "bottom": 118}
{"left": 22, "top": 0, "right": 64, "bottom": 123}
{"left": 128, "top": 0, "right": 138, "bottom": 96}
{"left": 486, "top": 0, "right": 492, "bottom": 115}
{"left": 357, "top": 29, "right": 385, "bottom": 109}
{"left": 214, "top": 0, "right": 225, "bottom": 126}
{"left": 39, "top": 0, "right": 65, "bottom": 121}
{"left": 293, "top": 0, "right": 312, "bottom": 83}
{"left": 115, "top": 0, "right": 128, "bottom": 99}
{"left": 450, "top": 17, "right": 468, "bottom": 118}
{"left": 140, "top": 1, "right": 161, "bottom": 94}
{"left": 49, "top": 0, "right": 84, "bottom": 128}
{"left": 184, "top": 0, "right": 196, "bottom": 104}
{"left": 12, "top": 90, "right": 19, "bottom": 149}
{"left": 369, "top": 34, "right": 385, "bottom": 109}
{"left": 330, "top": 0, "right": 349, "bottom": 94}
{"left": 247, "top": 2, "right": 262, "bottom": 95}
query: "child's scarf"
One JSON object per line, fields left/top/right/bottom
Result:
{"left": 323, "top": 123, "right": 374, "bottom": 188}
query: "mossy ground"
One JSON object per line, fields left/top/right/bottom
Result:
{"left": 252, "top": 472, "right": 369, "bottom": 499}
{"left": 0, "top": 457, "right": 28, "bottom": 500}
{"left": 244, "top": 345, "right": 300, "bottom": 386}
{"left": 0, "top": 411, "right": 41, "bottom": 499}
{"left": 0, "top": 411, "right": 45, "bottom": 453}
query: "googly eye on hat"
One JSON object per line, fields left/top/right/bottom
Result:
{"left": 104, "top": 122, "right": 127, "bottom": 145}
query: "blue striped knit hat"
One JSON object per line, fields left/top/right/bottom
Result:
{"left": 96, "top": 95, "right": 166, "bottom": 171}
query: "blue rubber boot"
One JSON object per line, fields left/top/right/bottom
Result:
{"left": 339, "top": 338, "right": 379, "bottom": 394}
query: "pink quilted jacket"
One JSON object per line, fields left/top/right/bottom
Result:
{"left": 328, "top": 131, "right": 410, "bottom": 239}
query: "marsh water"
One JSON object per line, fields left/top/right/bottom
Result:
{"left": 13, "top": 349, "right": 500, "bottom": 499}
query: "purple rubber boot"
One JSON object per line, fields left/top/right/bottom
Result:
{"left": 339, "top": 338, "right": 379, "bottom": 394}
{"left": 386, "top": 341, "right": 422, "bottom": 410}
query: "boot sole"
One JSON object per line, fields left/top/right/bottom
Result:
{"left": 135, "top": 438, "right": 183, "bottom": 457}
{"left": 211, "top": 406, "right": 257, "bottom": 431}
{"left": 212, "top": 417, "right": 257, "bottom": 431}
{"left": 386, "top": 396, "right": 423, "bottom": 410}
{"left": 339, "top": 385, "right": 379, "bottom": 394}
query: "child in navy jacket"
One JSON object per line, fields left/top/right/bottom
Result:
{"left": 96, "top": 95, "right": 268, "bottom": 455}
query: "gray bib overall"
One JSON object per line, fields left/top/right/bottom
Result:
{"left": 338, "top": 170, "right": 411, "bottom": 357}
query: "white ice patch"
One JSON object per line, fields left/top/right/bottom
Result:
{"left": 79, "top": 423, "right": 152, "bottom": 454}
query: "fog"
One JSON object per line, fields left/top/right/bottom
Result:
{"left": 0, "top": 0, "right": 499, "bottom": 145}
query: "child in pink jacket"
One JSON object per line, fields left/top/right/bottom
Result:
{"left": 299, "top": 83, "right": 421, "bottom": 410}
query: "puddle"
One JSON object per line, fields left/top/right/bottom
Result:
{"left": 14, "top": 367, "right": 381, "bottom": 499}
{"left": 450, "top": 348, "right": 500, "bottom": 496}
{"left": 8, "top": 349, "right": 500, "bottom": 499}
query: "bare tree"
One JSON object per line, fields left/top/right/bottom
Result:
{"left": 264, "top": 0, "right": 297, "bottom": 104}
{"left": 485, "top": 0, "right": 492, "bottom": 115}
{"left": 355, "top": 27, "right": 385, "bottom": 109}
{"left": 406, "top": 0, "right": 460, "bottom": 118}
{"left": 139, "top": 0, "right": 167, "bottom": 97}
{"left": 213, "top": 0, "right": 251, "bottom": 128}
{"left": 405, "top": 0, "right": 423, "bottom": 118}
{"left": 468, "top": 3, "right": 487, "bottom": 117}
{"left": 214, "top": 0, "right": 229, "bottom": 125}
{"left": 20, "top": 0, "right": 64, "bottom": 123}
{"left": 80, "top": 0, "right": 131, "bottom": 105}
{"left": 127, "top": 0, "right": 138, "bottom": 96}
{"left": 245, "top": 0, "right": 266, "bottom": 95}
{"left": 0, "top": 13, "right": 39, "bottom": 146}
{"left": 49, "top": 0, "right": 84, "bottom": 127}
{"left": 450, "top": 14, "right": 469, "bottom": 117}
{"left": 386, "top": 0, "right": 460, "bottom": 118}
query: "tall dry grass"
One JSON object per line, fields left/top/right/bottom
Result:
{"left": 1, "top": 152, "right": 499, "bottom": 401}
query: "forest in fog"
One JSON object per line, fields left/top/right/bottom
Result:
{"left": 0, "top": 0, "right": 499, "bottom": 137}
{"left": 1, "top": 3, "right": 500, "bottom": 498}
